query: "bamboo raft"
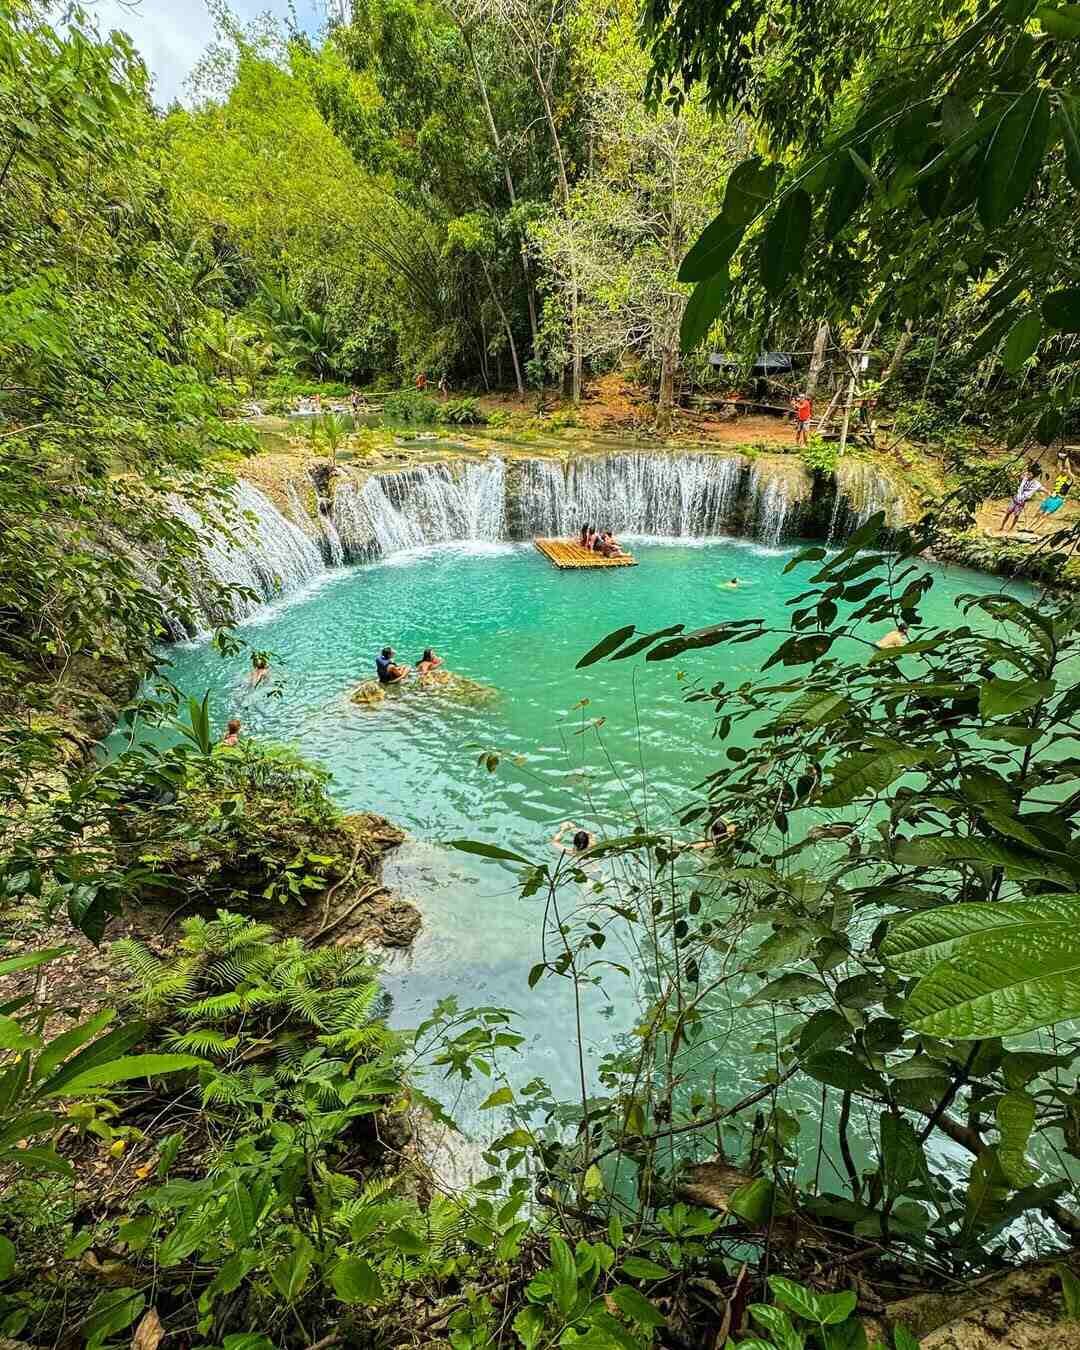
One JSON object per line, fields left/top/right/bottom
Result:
{"left": 533, "top": 538, "right": 637, "bottom": 569}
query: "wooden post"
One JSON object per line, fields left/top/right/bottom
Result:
{"left": 837, "top": 349, "right": 860, "bottom": 455}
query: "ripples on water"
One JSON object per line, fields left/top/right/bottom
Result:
{"left": 151, "top": 541, "right": 1017, "bottom": 1153}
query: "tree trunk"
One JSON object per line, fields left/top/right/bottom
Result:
{"left": 806, "top": 321, "right": 829, "bottom": 398}
{"left": 479, "top": 255, "right": 524, "bottom": 395}
{"left": 458, "top": 19, "right": 539, "bottom": 355}
{"left": 656, "top": 346, "right": 676, "bottom": 434}
{"left": 880, "top": 319, "right": 914, "bottom": 392}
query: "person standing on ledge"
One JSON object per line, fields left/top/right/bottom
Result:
{"left": 376, "top": 646, "right": 410, "bottom": 684}
{"left": 1000, "top": 464, "right": 1045, "bottom": 532}
{"left": 792, "top": 392, "right": 813, "bottom": 447}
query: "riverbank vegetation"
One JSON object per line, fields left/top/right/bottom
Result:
{"left": 5, "top": 0, "right": 1080, "bottom": 1345}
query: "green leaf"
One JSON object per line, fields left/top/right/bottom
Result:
{"left": 980, "top": 677, "right": 1053, "bottom": 718}
{"left": 820, "top": 748, "right": 935, "bottom": 807}
{"left": 978, "top": 89, "right": 1051, "bottom": 229}
{"left": 610, "top": 1285, "right": 667, "bottom": 1328}
{"left": 996, "top": 1089, "right": 1039, "bottom": 1186}
{"left": 883, "top": 895, "right": 1080, "bottom": 975}
{"left": 891, "top": 837, "right": 1077, "bottom": 885}
{"left": 880, "top": 1113, "right": 922, "bottom": 1200}
{"left": 330, "top": 1256, "right": 383, "bottom": 1304}
{"left": 799, "top": 1009, "right": 852, "bottom": 1056}
{"left": 444, "top": 839, "right": 531, "bottom": 865}
{"left": 0, "top": 949, "right": 68, "bottom": 979}
{"left": 722, "top": 157, "right": 780, "bottom": 226}
{"left": 893, "top": 900, "right": 1080, "bottom": 1037}
{"left": 962, "top": 1147, "right": 1010, "bottom": 1242}
{"left": 51, "top": 1053, "right": 205, "bottom": 1094}
{"left": 1001, "top": 313, "right": 1042, "bottom": 373}
{"left": 386, "top": 1226, "right": 426, "bottom": 1254}
{"left": 0, "top": 1236, "right": 14, "bottom": 1282}
{"left": 513, "top": 1305, "right": 546, "bottom": 1350}
{"left": 1057, "top": 95, "right": 1080, "bottom": 189}
{"left": 1058, "top": 1264, "right": 1080, "bottom": 1319}
{"left": 750, "top": 1304, "right": 802, "bottom": 1350}
{"left": 745, "top": 973, "right": 828, "bottom": 1004}
{"left": 620, "top": 1256, "right": 670, "bottom": 1280}
{"left": 83, "top": 1289, "right": 145, "bottom": 1350}
{"left": 826, "top": 154, "right": 869, "bottom": 235}
{"left": 479, "top": 1086, "right": 513, "bottom": 1110}
{"left": 1042, "top": 288, "right": 1080, "bottom": 331}
{"left": 679, "top": 215, "right": 744, "bottom": 283}
{"left": 804, "top": 1051, "right": 885, "bottom": 1094}
{"left": 761, "top": 189, "right": 812, "bottom": 295}
{"left": 549, "top": 1234, "right": 577, "bottom": 1316}
{"left": 680, "top": 271, "right": 732, "bottom": 353}
{"left": 271, "top": 1234, "right": 315, "bottom": 1302}
{"left": 0, "top": 1017, "right": 40, "bottom": 1053}
{"left": 576, "top": 625, "right": 637, "bottom": 669}
{"left": 769, "top": 1276, "right": 858, "bottom": 1325}
{"left": 1037, "top": 3, "right": 1080, "bottom": 35}
{"left": 728, "top": 1178, "right": 776, "bottom": 1225}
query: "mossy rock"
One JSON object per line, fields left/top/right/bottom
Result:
{"left": 349, "top": 671, "right": 497, "bottom": 709}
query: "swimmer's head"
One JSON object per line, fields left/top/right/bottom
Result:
{"left": 573, "top": 829, "right": 591, "bottom": 852}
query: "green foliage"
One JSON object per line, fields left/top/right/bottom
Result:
{"left": 441, "top": 397, "right": 488, "bottom": 425}
{"left": 381, "top": 390, "right": 440, "bottom": 424}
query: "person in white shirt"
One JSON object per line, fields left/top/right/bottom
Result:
{"left": 1000, "top": 465, "right": 1045, "bottom": 532}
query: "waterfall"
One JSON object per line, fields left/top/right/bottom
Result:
{"left": 828, "top": 459, "right": 905, "bottom": 543}
{"left": 173, "top": 481, "right": 326, "bottom": 629}
{"left": 748, "top": 464, "right": 791, "bottom": 546}
{"left": 287, "top": 481, "right": 345, "bottom": 567}
{"left": 511, "top": 454, "right": 744, "bottom": 538}
{"left": 333, "top": 459, "right": 506, "bottom": 562}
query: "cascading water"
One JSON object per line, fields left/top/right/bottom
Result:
{"left": 827, "top": 459, "right": 904, "bottom": 543}
{"left": 173, "top": 482, "right": 326, "bottom": 630}
{"left": 333, "top": 460, "right": 506, "bottom": 562}
{"left": 511, "top": 454, "right": 745, "bottom": 538}
{"left": 288, "top": 481, "right": 344, "bottom": 567}
{"left": 748, "top": 464, "right": 791, "bottom": 547}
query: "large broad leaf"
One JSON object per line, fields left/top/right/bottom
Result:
{"left": 1001, "top": 313, "right": 1043, "bottom": 373}
{"left": 1037, "top": 3, "right": 1080, "bottom": 36}
{"left": 980, "top": 676, "right": 1053, "bottom": 717}
{"left": 883, "top": 896, "right": 1080, "bottom": 975}
{"left": 1042, "top": 288, "right": 1080, "bottom": 332}
{"left": 826, "top": 154, "right": 868, "bottom": 235}
{"left": 722, "top": 157, "right": 780, "bottom": 225}
{"left": 768, "top": 1277, "right": 857, "bottom": 1326}
{"left": 48, "top": 1053, "right": 206, "bottom": 1094}
{"left": 978, "top": 89, "right": 1051, "bottom": 229}
{"left": 330, "top": 1256, "right": 383, "bottom": 1304}
{"left": 679, "top": 216, "right": 744, "bottom": 283}
{"left": 880, "top": 1112, "right": 923, "bottom": 1200}
{"left": 761, "top": 190, "right": 812, "bottom": 296}
{"left": 576, "top": 625, "right": 636, "bottom": 669}
{"left": 444, "top": 839, "right": 532, "bottom": 865}
{"left": 888, "top": 898, "right": 1080, "bottom": 1036}
{"left": 819, "top": 748, "right": 935, "bottom": 807}
{"left": 996, "top": 1089, "right": 1038, "bottom": 1186}
{"left": 680, "top": 271, "right": 731, "bottom": 353}
{"left": 802, "top": 1050, "right": 884, "bottom": 1094}
{"left": 891, "top": 836, "right": 1078, "bottom": 885}
{"left": 745, "top": 973, "right": 828, "bottom": 1004}
{"left": 549, "top": 1234, "right": 577, "bottom": 1316}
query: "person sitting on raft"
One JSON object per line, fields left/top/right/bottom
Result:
{"left": 417, "top": 648, "right": 443, "bottom": 675}
{"left": 579, "top": 522, "right": 592, "bottom": 547}
{"left": 376, "top": 646, "right": 410, "bottom": 684}
{"left": 552, "top": 822, "right": 595, "bottom": 853}
{"left": 876, "top": 622, "right": 910, "bottom": 650}
{"left": 598, "top": 531, "right": 625, "bottom": 557}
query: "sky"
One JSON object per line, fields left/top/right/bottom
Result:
{"left": 90, "top": 0, "right": 331, "bottom": 104}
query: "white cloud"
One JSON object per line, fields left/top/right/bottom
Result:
{"left": 87, "top": 0, "right": 327, "bottom": 105}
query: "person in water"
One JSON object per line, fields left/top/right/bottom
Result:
{"left": 876, "top": 622, "right": 910, "bottom": 649}
{"left": 552, "top": 822, "right": 595, "bottom": 853}
{"left": 417, "top": 648, "right": 443, "bottom": 675}
{"left": 720, "top": 576, "right": 740, "bottom": 589}
{"left": 376, "top": 646, "right": 410, "bottom": 684}
{"left": 689, "top": 816, "right": 738, "bottom": 850}
{"left": 221, "top": 718, "right": 241, "bottom": 747}
{"left": 599, "top": 531, "right": 625, "bottom": 557}
{"left": 249, "top": 652, "right": 270, "bottom": 686}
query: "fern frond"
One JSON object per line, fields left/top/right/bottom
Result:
{"left": 165, "top": 1028, "right": 239, "bottom": 1056}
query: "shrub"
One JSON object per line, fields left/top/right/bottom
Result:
{"left": 441, "top": 397, "right": 487, "bottom": 425}
{"left": 801, "top": 436, "right": 838, "bottom": 473}
{"left": 381, "top": 391, "right": 440, "bottom": 425}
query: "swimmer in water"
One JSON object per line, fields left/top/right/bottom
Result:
{"left": 221, "top": 718, "right": 241, "bottom": 747}
{"left": 552, "top": 822, "right": 595, "bottom": 854}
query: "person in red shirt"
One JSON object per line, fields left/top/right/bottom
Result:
{"left": 792, "top": 393, "right": 813, "bottom": 447}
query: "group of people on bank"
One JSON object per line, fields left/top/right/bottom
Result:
{"left": 1000, "top": 457, "right": 1075, "bottom": 532}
